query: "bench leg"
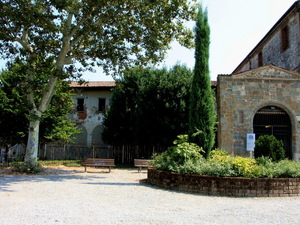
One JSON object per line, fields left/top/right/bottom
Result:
{"left": 138, "top": 167, "right": 141, "bottom": 173}
{"left": 84, "top": 166, "right": 87, "bottom": 172}
{"left": 109, "top": 167, "right": 111, "bottom": 173}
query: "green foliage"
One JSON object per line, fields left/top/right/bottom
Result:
{"left": 103, "top": 65, "right": 193, "bottom": 146}
{"left": 0, "top": 0, "right": 197, "bottom": 77}
{"left": 11, "top": 161, "right": 43, "bottom": 174}
{"left": 256, "top": 157, "right": 300, "bottom": 178}
{"left": 254, "top": 135, "right": 285, "bottom": 161}
{"left": 0, "top": 61, "right": 80, "bottom": 146}
{"left": 151, "top": 147, "right": 300, "bottom": 178}
{"left": 0, "top": 0, "right": 197, "bottom": 167}
{"left": 151, "top": 135, "right": 203, "bottom": 173}
{"left": 231, "top": 157, "right": 260, "bottom": 178}
{"left": 188, "top": 7, "right": 216, "bottom": 157}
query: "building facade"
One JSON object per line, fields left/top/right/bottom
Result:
{"left": 217, "top": 1, "right": 300, "bottom": 160}
{"left": 233, "top": 1, "right": 300, "bottom": 74}
{"left": 69, "top": 81, "right": 115, "bottom": 147}
{"left": 217, "top": 65, "right": 300, "bottom": 160}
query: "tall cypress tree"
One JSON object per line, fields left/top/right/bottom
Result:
{"left": 188, "top": 7, "right": 215, "bottom": 157}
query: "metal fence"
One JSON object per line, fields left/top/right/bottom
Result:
{"left": 39, "top": 143, "right": 165, "bottom": 165}
{"left": 1, "top": 143, "right": 165, "bottom": 165}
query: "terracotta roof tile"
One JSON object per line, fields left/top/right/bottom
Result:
{"left": 70, "top": 81, "right": 116, "bottom": 88}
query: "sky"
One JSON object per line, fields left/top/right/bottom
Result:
{"left": 163, "top": 0, "right": 297, "bottom": 81}
{"left": 0, "top": 0, "right": 297, "bottom": 81}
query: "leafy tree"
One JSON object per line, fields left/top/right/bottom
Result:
{"left": 102, "top": 65, "right": 193, "bottom": 147}
{"left": 0, "top": 60, "right": 79, "bottom": 156}
{"left": 0, "top": 0, "right": 197, "bottom": 168}
{"left": 188, "top": 7, "right": 215, "bottom": 157}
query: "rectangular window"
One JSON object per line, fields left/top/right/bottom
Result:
{"left": 98, "top": 98, "right": 106, "bottom": 112}
{"left": 281, "top": 25, "right": 289, "bottom": 52}
{"left": 258, "top": 51, "right": 263, "bottom": 67}
{"left": 77, "top": 98, "right": 84, "bottom": 112}
{"left": 239, "top": 110, "right": 244, "bottom": 123}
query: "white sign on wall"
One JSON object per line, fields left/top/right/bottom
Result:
{"left": 246, "top": 133, "right": 256, "bottom": 151}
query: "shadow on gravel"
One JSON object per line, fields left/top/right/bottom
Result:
{"left": 0, "top": 168, "right": 107, "bottom": 192}
{"left": 83, "top": 182, "right": 140, "bottom": 186}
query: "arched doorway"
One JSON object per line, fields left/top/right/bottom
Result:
{"left": 92, "top": 125, "right": 104, "bottom": 146}
{"left": 73, "top": 125, "right": 87, "bottom": 145}
{"left": 253, "top": 106, "right": 292, "bottom": 158}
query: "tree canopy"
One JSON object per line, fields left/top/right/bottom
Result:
{"left": 0, "top": 0, "right": 197, "bottom": 76}
{"left": 0, "top": 0, "right": 197, "bottom": 167}
{"left": 102, "top": 65, "right": 193, "bottom": 147}
{"left": 0, "top": 60, "right": 79, "bottom": 149}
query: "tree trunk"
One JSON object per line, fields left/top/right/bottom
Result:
{"left": 24, "top": 118, "right": 40, "bottom": 166}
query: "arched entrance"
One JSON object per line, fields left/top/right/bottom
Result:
{"left": 92, "top": 125, "right": 104, "bottom": 146}
{"left": 253, "top": 106, "right": 292, "bottom": 158}
{"left": 73, "top": 125, "right": 87, "bottom": 145}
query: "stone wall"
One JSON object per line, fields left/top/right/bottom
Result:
{"left": 235, "top": 6, "right": 300, "bottom": 73}
{"left": 217, "top": 65, "right": 300, "bottom": 160}
{"left": 147, "top": 169, "right": 300, "bottom": 197}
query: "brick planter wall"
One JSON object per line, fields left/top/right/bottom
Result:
{"left": 147, "top": 168, "right": 300, "bottom": 197}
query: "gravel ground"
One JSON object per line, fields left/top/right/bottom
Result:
{"left": 0, "top": 166, "right": 300, "bottom": 225}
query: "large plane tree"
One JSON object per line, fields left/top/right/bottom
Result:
{"left": 0, "top": 0, "right": 197, "bottom": 169}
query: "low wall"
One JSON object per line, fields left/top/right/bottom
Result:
{"left": 147, "top": 169, "right": 300, "bottom": 197}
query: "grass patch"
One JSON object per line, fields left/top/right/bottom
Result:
{"left": 39, "top": 160, "right": 82, "bottom": 167}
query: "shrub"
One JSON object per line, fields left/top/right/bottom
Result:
{"left": 151, "top": 135, "right": 203, "bottom": 172}
{"left": 200, "top": 160, "right": 237, "bottom": 177}
{"left": 209, "top": 148, "right": 229, "bottom": 158}
{"left": 11, "top": 161, "right": 43, "bottom": 174}
{"left": 208, "top": 148, "right": 233, "bottom": 165}
{"left": 231, "top": 157, "right": 260, "bottom": 178}
{"left": 151, "top": 143, "right": 300, "bottom": 178}
{"left": 254, "top": 135, "right": 285, "bottom": 161}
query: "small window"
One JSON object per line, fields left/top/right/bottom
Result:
{"left": 98, "top": 98, "right": 106, "bottom": 112}
{"left": 281, "top": 25, "right": 289, "bottom": 52}
{"left": 258, "top": 51, "right": 263, "bottom": 67}
{"left": 77, "top": 98, "right": 84, "bottom": 112}
{"left": 239, "top": 110, "right": 244, "bottom": 123}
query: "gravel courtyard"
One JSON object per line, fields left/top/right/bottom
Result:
{"left": 0, "top": 167, "right": 300, "bottom": 225}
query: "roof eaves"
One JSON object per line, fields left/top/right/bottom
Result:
{"left": 232, "top": 1, "right": 300, "bottom": 74}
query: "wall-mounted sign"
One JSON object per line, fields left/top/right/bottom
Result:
{"left": 246, "top": 133, "right": 255, "bottom": 151}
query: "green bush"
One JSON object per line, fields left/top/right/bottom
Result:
{"left": 151, "top": 144, "right": 300, "bottom": 178}
{"left": 254, "top": 135, "right": 285, "bottom": 161}
{"left": 231, "top": 156, "right": 260, "bottom": 178}
{"left": 11, "top": 161, "right": 43, "bottom": 174}
{"left": 151, "top": 135, "right": 203, "bottom": 172}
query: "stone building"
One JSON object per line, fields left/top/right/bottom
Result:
{"left": 233, "top": 1, "right": 300, "bottom": 74}
{"left": 69, "top": 81, "right": 115, "bottom": 147}
{"left": 217, "top": 1, "right": 300, "bottom": 160}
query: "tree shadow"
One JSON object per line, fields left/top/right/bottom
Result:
{"left": 0, "top": 168, "right": 108, "bottom": 192}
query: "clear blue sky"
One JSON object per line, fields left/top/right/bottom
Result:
{"left": 0, "top": 0, "right": 297, "bottom": 81}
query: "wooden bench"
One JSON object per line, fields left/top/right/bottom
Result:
{"left": 81, "top": 158, "right": 115, "bottom": 173}
{"left": 134, "top": 159, "right": 151, "bottom": 172}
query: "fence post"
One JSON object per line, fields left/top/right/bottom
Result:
{"left": 92, "top": 144, "right": 95, "bottom": 158}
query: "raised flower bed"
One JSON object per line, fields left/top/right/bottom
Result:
{"left": 147, "top": 168, "right": 300, "bottom": 197}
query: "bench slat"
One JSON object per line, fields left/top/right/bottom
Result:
{"left": 134, "top": 159, "right": 151, "bottom": 172}
{"left": 81, "top": 158, "right": 115, "bottom": 173}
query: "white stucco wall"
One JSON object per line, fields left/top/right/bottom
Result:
{"left": 70, "top": 89, "right": 113, "bottom": 146}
